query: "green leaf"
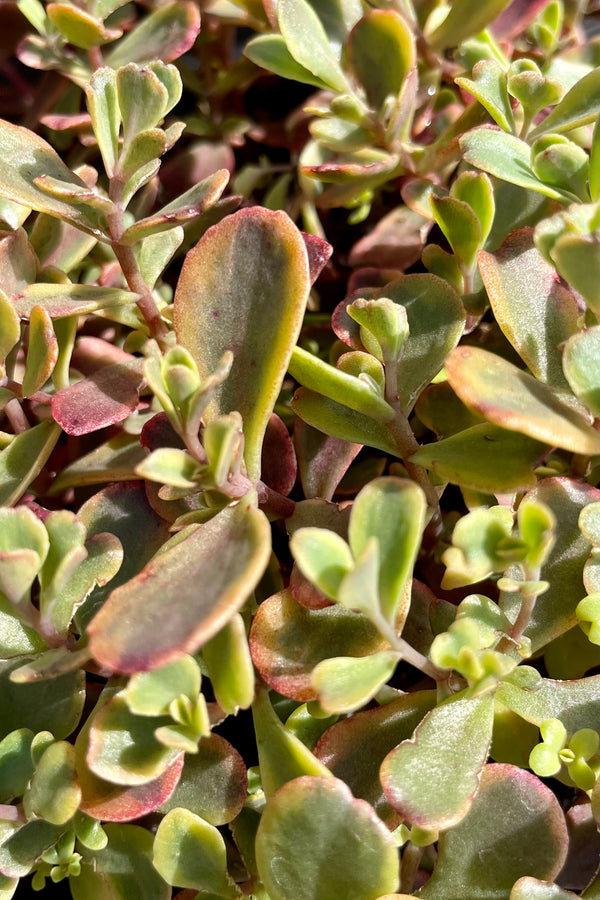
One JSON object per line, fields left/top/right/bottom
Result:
{"left": 135, "top": 448, "right": 199, "bottom": 489}
{"left": 550, "top": 233, "right": 600, "bottom": 317}
{"left": 0, "top": 596, "right": 46, "bottom": 659}
{"left": 479, "top": 228, "right": 579, "bottom": 389}
{"left": 0, "top": 292, "right": 20, "bottom": 365}
{"left": 12, "top": 283, "right": 140, "bottom": 318}
{"left": 530, "top": 67, "right": 600, "bottom": 138}
{"left": 153, "top": 808, "right": 236, "bottom": 895}
{"left": 175, "top": 207, "right": 312, "bottom": 481}
{"left": 510, "top": 878, "right": 580, "bottom": 900}
{"left": 411, "top": 423, "right": 545, "bottom": 494}
{"left": 311, "top": 651, "right": 399, "bottom": 714}
{"left": 159, "top": 733, "right": 246, "bottom": 826}
{"left": 71, "top": 823, "right": 170, "bottom": 900}
{"left": 0, "top": 504, "right": 48, "bottom": 602}
{"left": 88, "top": 495, "right": 271, "bottom": 673}
{"left": 347, "top": 10, "right": 414, "bottom": 112}
{"left": 562, "top": 328, "right": 600, "bottom": 418}
{"left": 255, "top": 776, "right": 399, "bottom": 900}
{"left": 0, "top": 820, "right": 64, "bottom": 879}
{"left": 419, "top": 765, "right": 568, "bottom": 899}
{"left": 124, "top": 655, "right": 201, "bottom": 717}
{"left": 440, "top": 506, "right": 514, "bottom": 589}
{"left": 47, "top": 3, "right": 119, "bottom": 49}
{"left": 252, "top": 686, "right": 332, "bottom": 799}
{"left": 349, "top": 477, "right": 425, "bottom": 624}
{"left": 0, "top": 420, "right": 61, "bottom": 507}
{"left": 116, "top": 64, "right": 170, "bottom": 146}
{"left": 85, "top": 68, "right": 120, "bottom": 177}
{"left": 25, "top": 741, "right": 81, "bottom": 825}
{"left": 430, "top": 195, "right": 482, "bottom": 268}
{"left": 0, "top": 729, "right": 35, "bottom": 803}
{"left": 106, "top": 1, "right": 200, "bottom": 67}
{"left": 290, "top": 528, "right": 354, "bottom": 600}
{"left": 381, "top": 694, "right": 494, "bottom": 830}
{"left": 22, "top": 305, "right": 58, "bottom": 398}
{"left": 291, "top": 387, "right": 400, "bottom": 456}
{"left": 455, "top": 59, "right": 514, "bottom": 132}
{"left": 117, "top": 128, "right": 167, "bottom": 182}
{"left": 445, "top": 346, "right": 599, "bottom": 455}
{"left": 0, "top": 659, "right": 84, "bottom": 741}
{"left": 245, "top": 35, "right": 332, "bottom": 90}
{"left": 460, "top": 126, "right": 576, "bottom": 202}
{"left": 497, "top": 672, "right": 600, "bottom": 734}
{"left": 288, "top": 346, "right": 394, "bottom": 423}
{"left": 277, "top": 0, "right": 350, "bottom": 93}
{"left": 427, "top": 0, "right": 513, "bottom": 51}
{"left": 202, "top": 614, "right": 255, "bottom": 713}
{"left": 85, "top": 693, "right": 182, "bottom": 786}
{"left": 0, "top": 120, "right": 106, "bottom": 237}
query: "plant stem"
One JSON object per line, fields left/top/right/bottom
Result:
{"left": 376, "top": 615, "right": 447, "bottom": 682}
{"left": 4, "top": 397, "right": 30, "bottom": 433}
{"left": 400, "top": 842, "right": 424, "bottom": 894}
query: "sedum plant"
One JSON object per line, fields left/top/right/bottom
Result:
{"left": 0, "top": 0, "right": 598, "bottom": 897}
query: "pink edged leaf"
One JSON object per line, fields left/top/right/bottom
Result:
{"left": 106, "top": 1, "right": 200, "bottom": 67}
{"left": 491, "top": 0, "right": 551, "bottom": 40}
{"left": 12, "top": 283, "right": 140, "bottom": 318}
{"left": 0, "top": 227, "right": 37, "bottom": 297}
{"left": 300, "top": 231, "right": 332, "bottom": 284}
{"left": 445, "top": 346, "right": 598, "bottom": 454}
{"left": 158, "top": 733, "right": 247, "bottom": 826}
{"left": 501, "top": 478, "right": 600, "bottom": 651}
{"left": 0, "top": 420, "right": 61, "bottom": 507}
{"left": 51, "top": 361, "right": 144, "bottom": 436}
{"left": 249, "top": 589, "right": 387, "bottom": 701}
{"left": 509, "top": 878, "right": 580, "bottom": 899}
{"left": 174, "top": 207, "right": 313, "bottom": 482}
{"left": 380, "top": 693, "right": 494, "bottom": 830}
{"left": 497, "top": 671, "right": 600, "bottom": 734}
{"left": 314, "top": 689, "right": 436, "bottom": 826}
{"left": 348, "top": 205, "right": 430, "bottom": 270}
{"left": 88, "top": 493, "right": 271, "bottom": 673}
{"left": 255, "top": 777, "right": 399, "bottom": 900}
{"left": 419, "top": 764, "right": 568, "bottom": 899}
{"left": 479, "top": 228, "right": 579, "bottom": 389}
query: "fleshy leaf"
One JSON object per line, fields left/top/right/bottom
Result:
{"left": 106, "top": 1, "right": 200, "bottom": 67}
{"left": 427, "top": 0, "right": 512, "bottom": 51}
{"left": 25, "top": 740, "right": 81, "bottom": 825}
{"left": 479, "top": 228, "right": 579, "bottom": 389}
{"left": 311, "top": 651, "right": 399, "bottom": 714}
{"left": 174, "top": 207, "right": 313, "bottom": 482}
{"left": 496, "top": 672, "right": 600, "bottom": 734}
{"left": 12, "top": 283, "right": 140, "bottom": 319}
{"left": 562, "top": 328, "right": 600, "bottom": 418}
{"left": 530, "top": 67, "right": 600, "bottom": 138}
{"left": 411, "top": 422, "right": 545, "bottom": 493}
{"left": 347, "top": 10, "right": 414, "bottom": 112}
{"left": 255, "top": 777, "right": 399, "bottom": 900}
{"left": 460, "top": 126, "right": 576, "bottom": 202}
{"left": 380, "top": 693, "right": 494, "bottom": 830}
{"left": 0, "top": 421, "right": 61, "bottom": 507}
{"left": 0, "top": 120, "right": 106, "bottom": 238}
{"left": 124, "top": 656, "right": 201, "bottom": 717}
{"left": 249, "top": 589, "right": 386, "bottom": 701}
{"left": 0, "top": 729, "right": 35, "bottom": 803}
{"left": 294, "top": 419, "right": 361, "bottom": 501}
{"left": 202, "top": 614, "right": 255, "bottom": 714}
{"left": 314, "top": 690, "right": 436, "bottom": 825}
{"left": 445, "top": 346, "right": 598, "bottom": 454}
{"left": 244, "top": 35, "right": 332, "bottom": 90}
{"left": 51, "top": 361, "right": 144, "bottom": 436}
{"left": 455, "top": 59, "right": 514, "bottom": 132}
{"left": 277, "top": 0, "right": 350, "bottom": 93}
{"left": 152, "top": 808, "right": 236, "bottom": 896}
{"left": 290, "top": 527, "right": 354, "bottom": 600}
{"left": 0, "top": 820, "right": 64, "bottom": 879}
{"left": 71, "top": 823, "right": 170, "bottom": 900}
{"left": 0, "top": 659, "right": 84, "bottom": 741}
{"left": 348, "top": 477, "right": 426, "bottom": 624}
{"left": 88, "top": 494, "right": 271, "bottom": 673}
{"left": 510, "top": 878, "right": 580, "bottom": 899}
{"left": 419, "top": 765, "right": 568, "bottom": 899}
{"left": 22, "top": 305, "right": 58, "bottom": 397}
{"left": 292, "top": 387, "right": 400, "bottom": 456}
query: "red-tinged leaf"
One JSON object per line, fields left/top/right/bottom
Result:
{"left": 0, "top": 228, "right": 37, "bottom": 297}
{"left": 314, "top": 690, "right": 436, "bottom": 825}
{"left": 491, "top": 0, "right": 551, "bottom": 40}
{"left": 88, "top": 494, "right": 271, "bottom": 673}
{"left": 106, "top": 1, "right": 200, "bottom": 67}
{"left": 300, "top": 231, "right": 332, "bottom": 283}
{"left": 0, "top": 420, "right": 61, "bottom": 507}
{"left": 51, "top": 361, "right": 144, "bottom": 436}
{"left": 347, "top": 9, "right": 415, "bottom": 112}
{"left": 294, "top": 418, "right": 361, "bottom": 501}
{"left": 174, "top": 207, "right": 311, "bottom": 482}
{"left": 261, "top": 413, "right": 297, "bottom": 497}
{"left": 78, "top": 752, "right": 184, "bottom": 822}
{"left": 249, "top": 589, "right": 387, "bottom": 701}
{"left": 445, "top": 346, "right": 598, "bottom": 454}
{"left": 12, "top": 283, "right": 139, "bottom": 318}
{"left": 71, "top": 335, "right": 135, "bottom": 375}
{"left": 349, "top": 206, "right": 430, "bottom": 271}
{"left": 479, "top": 229, "right": 579, "bottom": 389}
{"left": 419, "top": 765, "right": 568, "bottom": 898}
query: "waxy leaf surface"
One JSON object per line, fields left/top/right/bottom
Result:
{"left": 51, "top": 362, "right": 144, "bottom": 436}
{"left": 479, "top": 229, "right": 579, "bottom": 389}
{"left": 88, "top": 495, "right": 270, "bottom": 672}
{"left": 0, "top": 659, "right": 84, "bottom": 740}
{"left": 175, "top": 207, "right": 312, "bottom": 481}
{"left": 497, "top": 672, "right": 600, "bottom": 734}
{"left": 255, "top": 777, "right": 399, "bottom": 900}
{"left": 12, "top": 284, "right": 140, "bottom": 319}
{"left": 0, "top": 421, "right": 60, "bottom": 507}
{"left": 381, "top": 694, "right": 494, "bottom": 830}
{"left": 445, "top": 346, "right": 598, "bottom": 454}
{"left": 153, "top": 808, "right": 236, "bottom": 895}
{"left": 106, "top": 1, "right": 199, "bottom": 67}
{"left": 419, "top": 765, "right": 568, "bottom": 899}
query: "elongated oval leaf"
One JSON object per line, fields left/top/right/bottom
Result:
{"left": 106, "top": 1, "right": 200, "bottom": 67}
{"left": 174, "top": 207, "right": 313, "bottom": 481}
{"left": 245, "top": 35, "right": 332, "bottom": 90}
{"left": 255, "top": 776, "right": 399, "bottom": 900}
{"left": 445, "top": 346, "right": 599, "bottom": 454}
{"left": 428, "top": 0, "right": 512, "bottom": 51}
{"left": 292, "top": 387, "right": 400, "bottom": 456}
{"left": 51, "top": 361, "right": 144, "bottom": 436}
{"left": 12, "top": 284, "right": 140, "bottom": 319}
{"left": 0, "top": 420, "right": 61, "bottom": 507}
{"left": 347, "top": 10, "right": 414, "bottom": 112}
{"left": 496, "top": 672, "right": 600, "bottom": 734}
{"left": 530, "top": 68, "right": 600, "bottom": 138}
{"left": 88, "top": 494, "right": 271, "bottom": 673}
{"left": 479, "top": 229, "right": 579, "bottom": 389}
{"left": 153, "top": 808, "right": 236, "bottom": 895}
{"left": 381, "top": 693, "right": 494, "bottom": 830}
{"left": 277, "top": 0, "right": 350, "bottom": 92}
{"left": 311, "top": 651, "right": 399, "bottom": 714}
{"left": 419, "top": 764, "right": 568, "bottom": 899}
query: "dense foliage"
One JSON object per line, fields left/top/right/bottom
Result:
{"left": 0, "top": 0, "right": 598, "bottom": 897}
